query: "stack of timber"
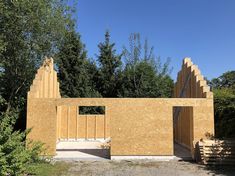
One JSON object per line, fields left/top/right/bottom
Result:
{"left": 197, "top": 139, "right": 235, "bottom": 165}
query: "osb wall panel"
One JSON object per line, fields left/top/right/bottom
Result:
{"left": 28, "top": 57, "right": 60, "bottom": 99}
{"left": 56, "top": 106, "right": 61, "bottom": 140}
{"left": 173, "top": 58, "right": 214, "bottom": 153}
{"left": 57, "top": 98, "right": 214, "bottom": 156}
{"left": 77, "top": 116, "right": 86, "bottom": 138}
{"left": 57, "top": 105, "right": 109, "bottom": 140}
{"left": 87, "top": 116, "right": 96, "bottom": 138}
{"left": 174, "top": 58, "right": 213, "bottom": 98}
{"left": 60, "top": 106, "right": 68, "bottom": 139}
{"left": 193, "top": 104, "right": 214, "bottom": 141}
{"left": 109, "top": 102, "right": 173, "bottom": 156}
{"left": 68, "top": 106, "right": 77, "bottom": 139}
{"left": 27, "top": 98, "right": 214, "bottom": 156}
{"left": 96, "top": 116, "right": 105, "bottom": 138}
{"left": 27, "top": 99, "right": 57, "bottom": 155}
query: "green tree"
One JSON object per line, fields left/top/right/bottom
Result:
{"left": 0, "top": 112, "right": 43, "bottom": 175}
{"left": 96, "top": 31, "right": 122, "bottom": 97}
{"left": 0, "top": 0, "right": 75, "bottom": 114}
{"left": 211, "top": 71, "right": 235, "bottom": 89}
{"left": 0, "top": 1, "right": 76, "bottom": 174}
{"left": 211, "top": 71, "right": 235, "bottom": 138}
{"left": 56, "top": 30, "right": 99, "bottom": 98}
{"left": 119, "top": 33, "right": 173, "bottom": 97}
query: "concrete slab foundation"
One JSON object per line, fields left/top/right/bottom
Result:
{"left": 54, "top": 141, "right": 110, "bottom": 161}
{"left": 54, "top": 141, "right": 193, "bottom": 161}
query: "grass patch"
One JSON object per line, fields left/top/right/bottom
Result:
{"left": 26, "top": 161, "right": 71, "bottom": 176}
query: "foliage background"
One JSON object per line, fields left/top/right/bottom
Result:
{"left": 210, "top": 71, "right": 235, "bottom": 138}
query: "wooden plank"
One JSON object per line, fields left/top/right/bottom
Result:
{"left": 201, "top": 142, "right": 235, "bottom": 145}
{"left": 203, "top": 155, "right": 235, "bottom": 158}
{"left": 203, "top": 152, "right": 235, "bottom": 155}
{"left": 203, "top": 148, "right": 235, "bottom": 151}
{"left": 204, "top": 161, "right": 235, "bottom": 165}
{"left": 198, "top": 139, "right": 235, "bottom": 165}
{"left": 203, "top": 139, "right": 235, "bottom": 143}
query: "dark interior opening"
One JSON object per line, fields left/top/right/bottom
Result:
{"left": 79, "top": 106, "right": 105, "bottom": 115}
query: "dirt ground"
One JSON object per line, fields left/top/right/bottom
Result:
{"left": 53, "top": 160, "right": 235, "bottom": 176}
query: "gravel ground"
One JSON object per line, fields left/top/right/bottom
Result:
{"left": 58, "top": 160, "right": 235, "bottom": 176}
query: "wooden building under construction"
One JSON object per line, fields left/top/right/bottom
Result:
{"left": 27, "top": 57, "right": 214, "bottom": 160}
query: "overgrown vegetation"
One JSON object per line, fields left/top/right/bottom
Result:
{"left": 0, "top": 110, "right": 43, "bottom": 175}
{"left": 210, "top": 71, "right": 235, "bottom": 138}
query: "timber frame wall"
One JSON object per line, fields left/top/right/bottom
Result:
{"left": 173, "top": 58, "right": 214, "bottom": 152}
{"left": 27, "top": 57, "right": 214, "bottom": 158}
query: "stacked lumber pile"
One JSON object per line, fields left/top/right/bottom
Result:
{"left": 197, "top": 139, "right": 235, "bottom": 165}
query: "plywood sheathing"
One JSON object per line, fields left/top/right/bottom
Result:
{"left": 174, "top": 58, "right": 213, "bottom": 98}
{"left": 56, "top": 106, "right": 109, "bottom": 140}
{"left": 27, "top": 57, "right": 61, "bottom": 99}
{"left": 173, "top": 57, "right": 214, "bottom": 154}
{"left": 27, "top": 98, "right": 57, "bottom": 155}
{"left": 27, "top": 98, "right": 214, "bottom": 156}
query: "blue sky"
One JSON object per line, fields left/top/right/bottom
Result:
{"left": 73, "top": 0, "right": 235, "bottom": 80}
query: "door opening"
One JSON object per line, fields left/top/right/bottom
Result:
{"left": 173, "top": 106, "right": 193, "bottom": 160}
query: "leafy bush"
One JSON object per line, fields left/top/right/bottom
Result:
{"left": 211, "top": 71, "right": 235, "bottom": 139}
{"left": 214, "top": 92, "right": 235, "bottom": 138}
{"left": 0, "top": 112, "right": 44, "bottom": 176}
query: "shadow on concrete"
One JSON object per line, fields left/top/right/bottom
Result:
{"left": 174, "top": 143, "right": 193, "bottom": 161}
{"left": 197, "top": 164, "right": 235, "bottom": 176}
{"left": 55, "top": 141, "right": 110, "bottom": 160}
{"left": 56, "top": 148, "right": 110, "bottom": 159}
